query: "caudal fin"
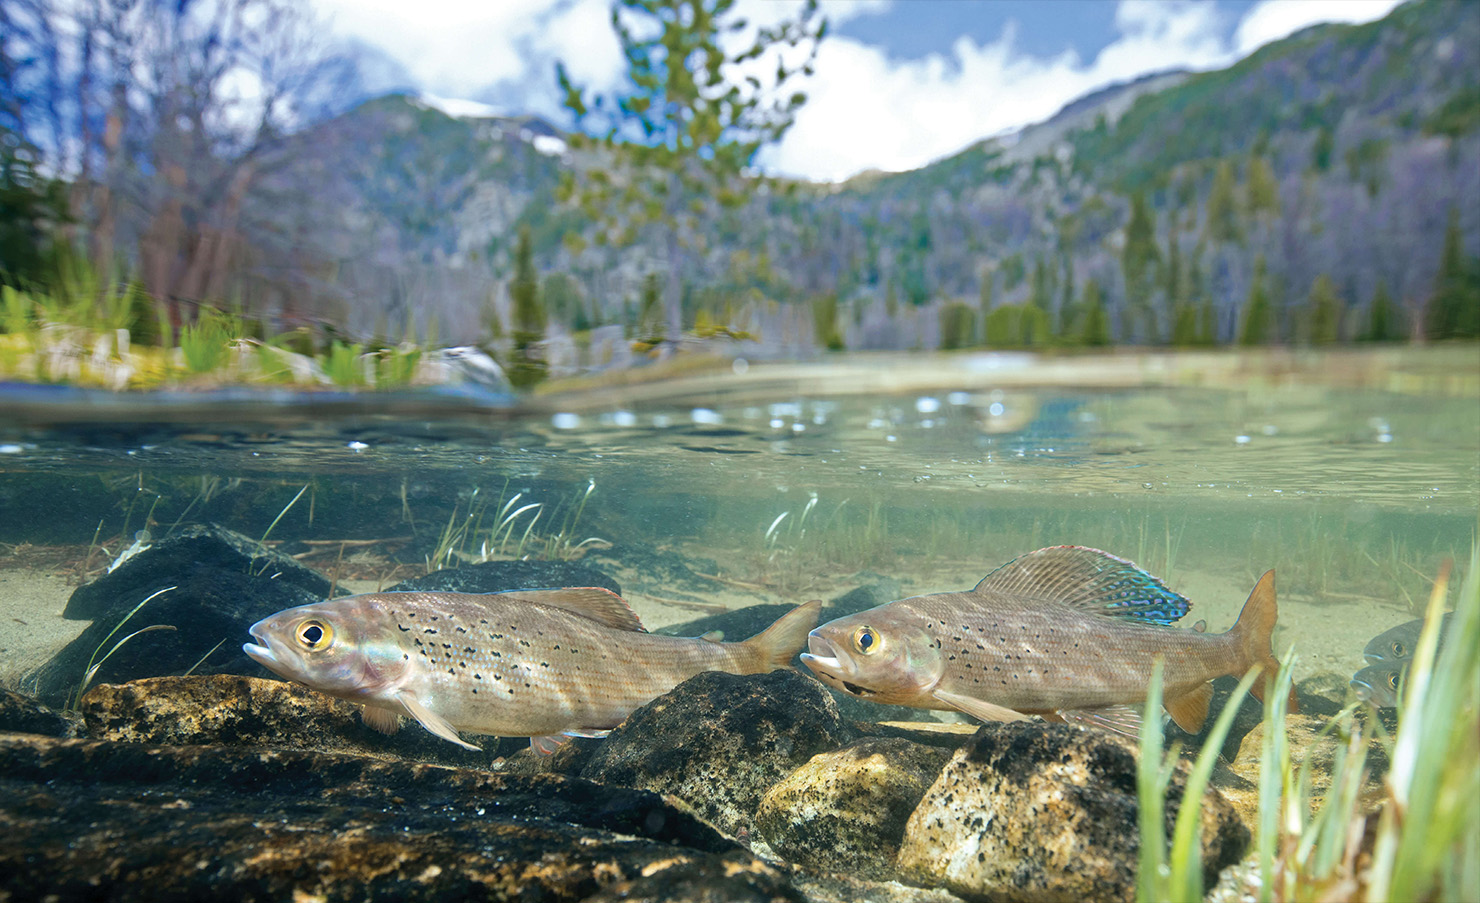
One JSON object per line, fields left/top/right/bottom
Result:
{"left": 739, "top": 600, "right": 822, "bottom": 672}
{"left": 1231, "top": 570, "right": 1299, "bottom": 714}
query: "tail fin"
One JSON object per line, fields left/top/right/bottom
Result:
{"left": 1232, "top": 570, "right": 1299, "bottom": 714}
{"left": 738, "top": 600, "right": 822, "bottom": 672}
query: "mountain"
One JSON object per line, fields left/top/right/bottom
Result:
{"left": 262, "top": 0, "right": 1478, "bottom": 348}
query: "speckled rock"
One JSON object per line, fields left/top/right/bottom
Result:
{"left": 897, "top": 722, "right": 1249, "bottom": 903}
{"left": 756, "top": 737, "right": 955, "bottom": 879}
{"left": 0, "top": 688, "right": 85, "bottom": 738}
{"left": 78, "top": 674, "right": 525, "bottom": 766}
{"left": 581, "top": 669, "right": 859, "bottom": 838}
{"left": 0, "top": 732, "right": 803, "bottom": 903}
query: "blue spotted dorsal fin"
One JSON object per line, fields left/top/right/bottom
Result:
{"left": 973, "top": 546, "right": 1191, "bottom": 625}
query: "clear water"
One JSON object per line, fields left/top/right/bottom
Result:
{"left": 1, "top": 346, "right": 1475, "bottom": 687}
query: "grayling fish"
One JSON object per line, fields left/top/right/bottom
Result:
{"left": 1362, "top": 612, "right": 1453, "bottom": 664}
{"left": 244, "top": 587, "right": 819, "bottom": 752}
{"left": 1350, "top": 661, "right": 1406, "bottom": 708}
{"left": 800, "top": 546, "right": 1295, "bottom": 736}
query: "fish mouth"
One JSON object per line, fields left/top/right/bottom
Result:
{"left": 800, "top": 633, "right": 877, "bottom": 697}
{"left": 242, "top": 622, "right": 284, "bottom": 674}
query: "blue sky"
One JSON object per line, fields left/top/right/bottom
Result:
{"left": 312, "top": 0, "right": 1404, "bottom": 182}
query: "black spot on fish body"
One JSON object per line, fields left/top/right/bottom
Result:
{"left": 456, "top": 626, "right": 466, "bottom": 634}
{"left": 398, "top": 624, "right": 411, "bottom": 632}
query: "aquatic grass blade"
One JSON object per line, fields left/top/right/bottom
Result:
{"left": 182, "top": 637, "right": 229, "bottom": 677}
{"left": 1136, "top": 659, "right": 1170, "bottom": 903}
{"left": 1166, "top": 666, "right": 1260, "bottom": 902}
{"left": 1368, "top": 543, "right": 1480, "bottom": 902}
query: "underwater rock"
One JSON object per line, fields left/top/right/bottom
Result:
{"left": 756, "top": 737, "right": 955, "bottom": 879}
{"left": 1223, "top": 711, "right": 1394, "bottom": 827}
{"left": 0, "top": 732, "right": 802, "bottom": 903}
{"left": 63, "top": 523, "right": 331, "bottom": 620}
{"left": 581, "top": 669, "right": 859, "bottom": 838}
{"left": 0, "top": 688, "right": 84, "bottom": 738}
{"left": 1295, "top": 671, "right": 1353, "bottom": 717}
{"left": 387, "top": 558, "right": 621, "bottom": 595}
{"left": 588, "top": 541, "right": 722, "bottom": 596}
{"left": 79, "top": 674, "right": 524, "bottom": 766}
{"left": 822, "top": 575, "right": 905, "bottom": 618}
{"left": 28, "top": 561, "right": 326, "bottom": 708}
{"left": 896, "top": 722, "right": 1248, "bottom": 903}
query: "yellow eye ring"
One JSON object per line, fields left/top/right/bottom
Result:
{"left": 1386, "top": 672, "right": 1400, "bottom": 691}
{"left": 852, "top": 625, "right": 879, "bottom": 655}
{"left": 295, "top": 619, "right": 334, "bottom": 651}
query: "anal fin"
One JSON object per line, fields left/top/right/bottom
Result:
{"left": 395, "top": 690, "right": 481, "bottom": 751}
{"left": 1164, "top": 682, "right": 1213, "bottom": 734}
{"left": 360, "top": 704, "right": 402, "bottom": 735}
{"left": 933, "top": 689, "right": 1030, "bottom": 724}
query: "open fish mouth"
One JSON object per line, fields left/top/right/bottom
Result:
{"left": 800, "top": 633, "right": 876, "bottom": 697}
{"left": 242, "top": 623, "right": 281, "bottom": 672}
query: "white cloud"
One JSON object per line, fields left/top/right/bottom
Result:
{"left": 309, "top": 0, "right": 1410, "bottom": 181}
{"left": 1234, "top": 0, "right": 1404, "bottom": 56}
{"left": 312, "top": 0, "right": 562, "bottom": 98}
{"left": 760, "top": 0, "right": 1236, "bottom": 181}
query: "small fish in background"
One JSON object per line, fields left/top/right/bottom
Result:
{"left": 1351, "top": 558, "right": 1453, "bottom": 707}
{"left": 1351, "top": 661, "right": 1407, "bottom": 708}
{"left": 1362, "top": 612, "right": 1454, "bottom": 664}
{"left": 244, "top": 588, "right": 819, "bottom": 752}
{"left": 800, "top": 546, "right": 1296, "bottom": 737}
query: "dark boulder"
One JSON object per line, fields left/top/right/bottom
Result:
{"left": 0, "top": 732, "right": 802, "bottom": 902}
{"left": 28, "top": 563, "right": 324, "bottom": 708}
{"left": 388, "top": 559, "right": 621, "bottom": 595}
{"left": 581, "top": 669, "right": 858, "bottom": 838}
{"left": 63, "top": 523, "right": 330, "bottom": 620}
{"left": 0, "top": 689, "right": 84, "bottom": 738}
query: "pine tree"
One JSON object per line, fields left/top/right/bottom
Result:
{"left": 1239, "top": 255, "right": 1272, "bottom": 345}
{"left": 508, "top": 226, "right": 547, "bottom": 388}
{"left": 1425, "top": 207, "right": 1480, "bottom": 339}
{"left": 1312, "top": 125, "right": 1335, "bottom": 173}
{"left": 1207, "top": 160, "right": 1241, "bottom": 244}
{"left": 978, "top": 267, "right": 993, "bottom": 344}
{"left": 812, "top": 293, "right": 844, "bottom": 351}
{"left": 1362, "top": 280, "right": 1402, "bottom": 342}
{"left": 939, "top": 302, "right": 975, "bottom": 351}
{"left": 1079, "top": 280, "right": 1110, "bottom": 346}
{"left": 556, "top": 0, "right": 825, "bottom": 343}
{"left": 1307, "top": 274, "right": 1341, "bottom": 344}
{"left": 637, "top": 272, "right": 664, "bottom": 342}
{"left": 1246, "top": 155, "right": 1281, "bottom": 217}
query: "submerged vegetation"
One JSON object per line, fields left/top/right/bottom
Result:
{"left": 1135, "top": 541, "right": 1480, "bottom": 902}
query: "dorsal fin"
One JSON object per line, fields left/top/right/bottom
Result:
{"left": 973, "top": 546, "right": 1191, "bottom": 625}
{"left": 504, "top": 587, "right": 646, "bottom": 632}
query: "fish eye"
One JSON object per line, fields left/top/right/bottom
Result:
{"left": 852, "top": 625, "right": 879, "bottom": 655}
{"left": 1386, "top": 672, "right": 1400, "bottom": 691}
{"left": 1391, "top": 641, "right": 1407, "bottom": 658}
{"left": 295, "top": 619, "right": 334, "bottom": 652}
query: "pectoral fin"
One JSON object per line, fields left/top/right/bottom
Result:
{"left": 395, "top": 691, "right": 481, "bottom": 751}
{"left": 933, "top": 689, "right": 1031, "bottom": 723}
{"left": 1057, "top": 704, "right": 1144, "bottom": 739}
{"left": 359, "top": 704, "right": 402, "bottom": 735}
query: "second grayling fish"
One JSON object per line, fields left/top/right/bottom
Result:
{"left": 800, "top": 546, "right": 1295, "bottom": 736}
{"left": 1362, "top": 612, "right": 1453, "bottom": 664}
{"left": 244, "top": 587, "right": 819, "bottom": 752}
